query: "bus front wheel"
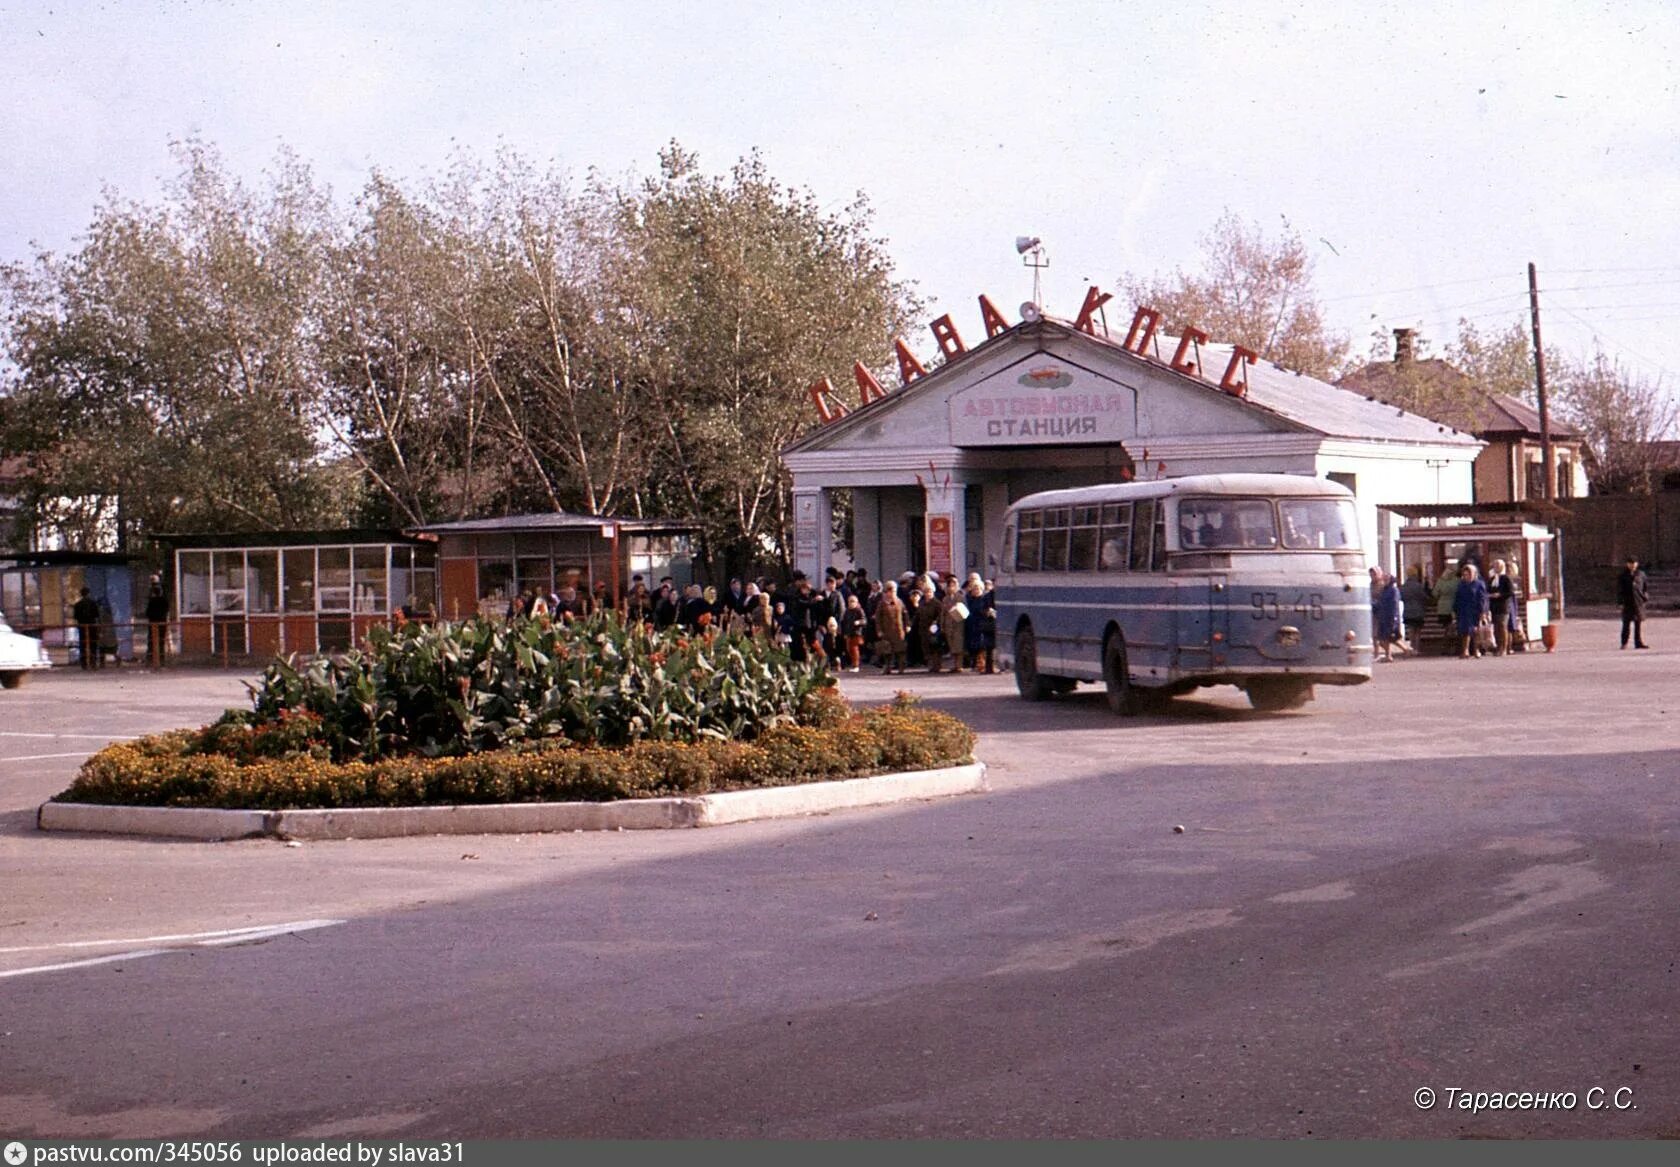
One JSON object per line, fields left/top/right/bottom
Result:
{"left": 1102, "top": 634, "right": 1142, "bottom": 716}
{"left": 1014, "top": 626, "right": 1054, "bottom": 701}
{"left": 1245, "top": 679, "right": 1315, "bottom": 711}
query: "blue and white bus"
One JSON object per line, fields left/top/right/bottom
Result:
{"left": 996, "top": 474, "right": 1372, "bottom": 712}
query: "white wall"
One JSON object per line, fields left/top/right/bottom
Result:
{"left": 1317, "top": 447, "right": 1477, "bottom": 569}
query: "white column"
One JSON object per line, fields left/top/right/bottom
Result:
{"left": 792, "top": 487, "right": 832, "bottom": 581}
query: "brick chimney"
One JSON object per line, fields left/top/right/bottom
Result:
{"left": 1393, "top": 328, "right": 1417, "bottom": 364}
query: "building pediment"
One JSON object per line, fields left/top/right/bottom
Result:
{"left": 786, "top": 321, "right": 1297, "bottom": 458}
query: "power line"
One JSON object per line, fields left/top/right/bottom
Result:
{"left": 1543, "top": 266, "right": 1678, "bottom": 276}
{"left": 1547, "top": 299, "right": 1680, "bottom": 312}
{"left": 1551, "top": 303, "right": 1673, "bottom": 381}
{"left": 1315, "top": 273, "right": 1521, "bottom": 305}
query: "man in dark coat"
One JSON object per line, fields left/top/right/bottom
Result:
{"left": 144, "top": 576, "right": 170, "bottom": 667}
{"left": 1617, "top": 556, "right": 1650, "bottom": 649}
{"left": 725, "top": 578, "right": 748, "bottom": 615}
{"left": 786, "top": 573, "right": 821, "bottom": 663}
{"left": 72, "top": 587, "right": 102, "bottom": 671}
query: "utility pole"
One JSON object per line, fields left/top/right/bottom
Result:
{"left": 1528, "top": 262, "right": 1553, "bottom": 503}
{"left": 1529, "top": 262, "right": 1563, "bottom": 621}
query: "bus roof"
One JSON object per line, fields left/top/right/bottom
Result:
{"left": 1006, "top": 473, "right": 1355, "bottom": 513}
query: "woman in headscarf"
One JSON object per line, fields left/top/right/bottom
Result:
{"left": 1453, "top": 563, "right": 1490, "bottom": 659}
{"left": 872, "top": 581, "right": 908, "bottom": 674}
{"left": 963, "top": 574, "right": 997, "bottom": 674}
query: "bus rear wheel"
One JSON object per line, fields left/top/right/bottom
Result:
{"left": 1102, "top": 634, "right": 1142, "bottom": 716}
{"left": 1245, "top": 679, "right": 1315, "bottom": 711}
{"left": 1014, "top": 626, "right": 1055, "bottom": 701}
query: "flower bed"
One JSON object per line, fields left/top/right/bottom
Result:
{"left": 53, "top": 614, "right": 975, "bottom": 810}
{"left": 60, "top": 696, "right": 975, "bottom": 810}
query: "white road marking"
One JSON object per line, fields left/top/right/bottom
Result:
{"left": 0, "top": 949, "right": 173, "bottom": 980}
{"left": 0, "top": 919, "right": 345, "bottom": 955}
{"left": 5, "top": 752, "right": 97, "bottom": 762}
{"left": 0, "top": 732, "right": 138, "bottom": 741}
{"left": 0, "top": 920, "right": 345, "bottom": 981}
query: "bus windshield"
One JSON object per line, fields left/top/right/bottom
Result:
{"left": 1178, "top": 498, "right": 1278, "bottom": 550}
{"left": 1278, "top": 498, "right": 1360, "bottom": 550}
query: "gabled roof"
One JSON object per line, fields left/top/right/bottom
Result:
{"left": 1335, "top": 357, "right": 1581, "bottom": 440}
{"left": 1467, "top": 392, "right": 1582, "bottom": 440}
{"left": 787, "top": 317, "right": 1479, "bottom": 454}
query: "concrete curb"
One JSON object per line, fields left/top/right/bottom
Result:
{"left": 36, "top": 762, "right": 987, "bottom": 841}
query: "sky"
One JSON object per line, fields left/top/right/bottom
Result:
{"left": 3, "top": 0, "right": 1678, "bottom": 386}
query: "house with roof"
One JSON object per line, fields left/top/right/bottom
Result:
{"left": 1335, "top": 329, "right": 1588, "bottom": 504}
{"left": 782, "top": 308, "right": 1481, "bottom": 582}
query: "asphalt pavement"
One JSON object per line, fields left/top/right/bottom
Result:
{"left": 0, "top": 618, "right": 1676, "bottom": 1138}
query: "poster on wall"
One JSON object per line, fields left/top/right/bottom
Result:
{"left": 927, "top": 515, "right": 953, "bottom": 577}
{"left": 794, "top": 494, "right": 820, "bottom": 571}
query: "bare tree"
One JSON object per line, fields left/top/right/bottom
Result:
{"left": 1558, "top": 349, "right": 1678, "bottom": 494}
{"left": 1121, "top": 210, "right": 1348, "bottom": 379}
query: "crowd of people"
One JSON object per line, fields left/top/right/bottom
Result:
{"left": 1367, "top": 558, "right": 1525, "bottom": 661}
{"left": 502, "top": 566, "right": 1000, "bottom": 675}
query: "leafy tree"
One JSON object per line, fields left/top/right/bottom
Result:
{"left": 0, "top": 140, "right": 348, "bottom": 549}
{"left": 1121, "top": 210, "right": 1348, "bottom": 379}
{"left": 463, "top": 152, "right": 656, "bottom": 519}
{"left": 2, "top": 139, "right": 919, "bottom": 570}
{"left": 314, "top": 173, "right": 499, "bottom": 526}
{"left": 1446, "top": 319, "right": 1542, "bottom": 405}
{"left": 610, "top": 144, "right": 920, "bottom": 573}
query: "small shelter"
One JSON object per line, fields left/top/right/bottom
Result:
{"left": 0, "top": 549, "right": 139, "bottom": 661}
{"left": 415, "top": 514, "right": 697, "bottom": 620}
{"left": 1382, "top": 501, "right": 1565, "bottom": 639}
{"left": 157, "top": 529, "right": 435, "bottom": 659}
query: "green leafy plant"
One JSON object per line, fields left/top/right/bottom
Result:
{"left": 238, "top": 614, "right": 835, "bottom": 761}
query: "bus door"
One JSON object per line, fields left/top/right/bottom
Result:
{"left": 1207, "top": 577, "right": 1231, "bottom": 670}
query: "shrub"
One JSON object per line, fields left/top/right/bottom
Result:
{"left": 59, "top": 704, "right": 976, "bottom": 810}
{"left": 233, "top": 614, "right": 835, "bottom": 762}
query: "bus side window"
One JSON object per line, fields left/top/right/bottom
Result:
{"left": 1068, "top": 506, "right": 1100, "bottom": 572}
{"left": 1100, "top": 503, "right": 1131, "bottom": 571}
{"left": 1015, "top": 511, "right": 1042, "bottom": 572}
{"left": 1151, "top": 505, "right": 1167, "bottom": 571}
{"left": 1042, "top": 508, "right": 1071, "bottom": 572}
{"left": 1129, "top": 500, "right": 1155, "bottom": 573}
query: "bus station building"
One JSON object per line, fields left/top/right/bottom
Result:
{"left": 782, "top": 313, "right": 1483, "bottom": 582}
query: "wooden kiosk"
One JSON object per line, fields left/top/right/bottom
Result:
{"left": 1383, "top": 503, "right": 1562, "bottom": 649}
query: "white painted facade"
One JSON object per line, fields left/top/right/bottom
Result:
{"left": 783, "top": 318, "right": 1480, "bottom": 580}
